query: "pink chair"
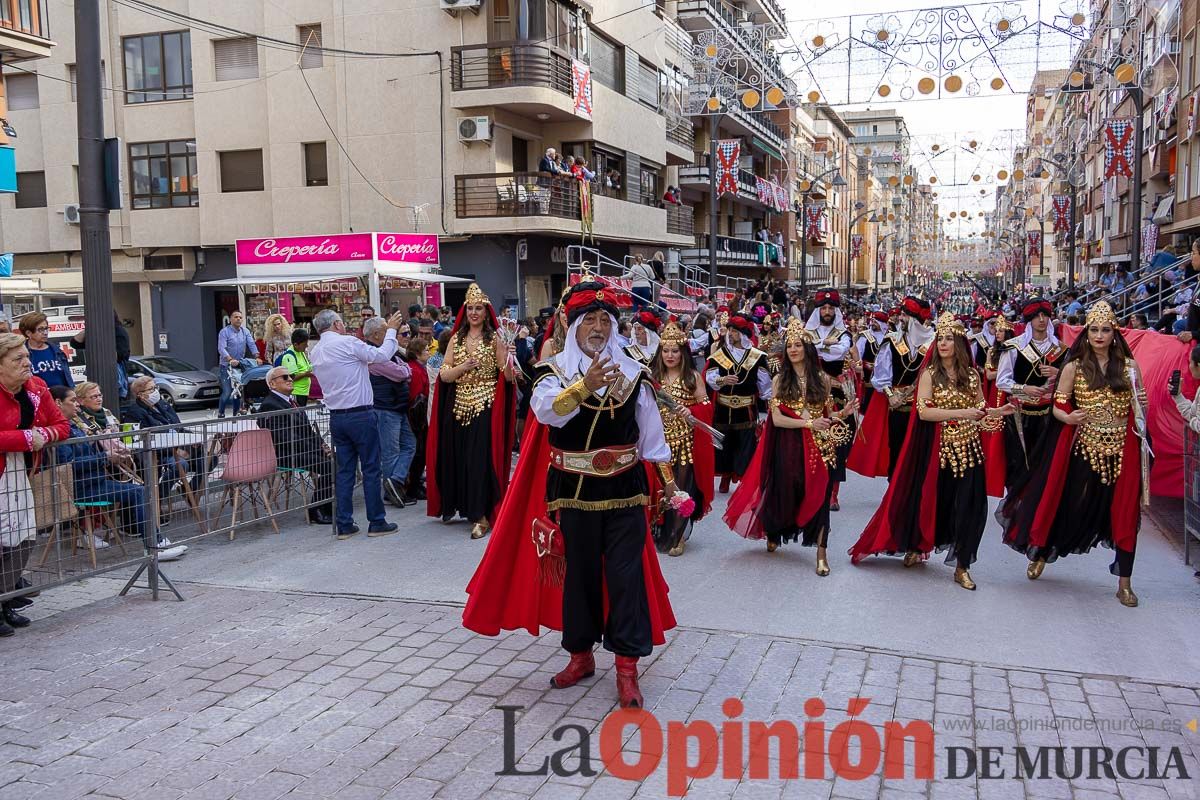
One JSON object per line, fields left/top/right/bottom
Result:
{"left": 214, "top": 429, "right": 280, "bottom": 539}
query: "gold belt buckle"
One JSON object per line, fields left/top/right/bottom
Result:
{"left": 718, "top": 394, "right": 753, "bottom": 408}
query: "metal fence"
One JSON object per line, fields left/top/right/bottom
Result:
{"left": 0, "top": 405, "right": 334, "bottom": 606}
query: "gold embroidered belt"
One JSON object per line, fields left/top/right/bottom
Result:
{"left": 550, "top": 446, "right": 639, "bottom": 477}
{"left": 717, "top": 394, "right": 755, "bottom": 409}
{"left": 1018, "top": 403, "right": 1051, "bottom": 416}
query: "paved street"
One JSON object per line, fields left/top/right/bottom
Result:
{"left": 2, "top": 473, "right": 1199, "bottom": 799}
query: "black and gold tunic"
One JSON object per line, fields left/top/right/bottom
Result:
{"left": 659, "top": 376, "right": 704, "bottom": 466}
{"left": 447, "top": 336, "right": 499, "bottom": 424}
{"left": 927, "top": 371, "right": 984, "bottom": 477}
{"left": 772, "top": 392, "right": 837, "bottom": 467}
{"left": 1065, "top": 372, "right": 1132, "bottom": 485}
{"left": 707, "top": 345, "right": 769, "bottom": 429}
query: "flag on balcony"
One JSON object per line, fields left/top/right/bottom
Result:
{"left": 1102, "top": 117, "right": 1135, "bottom": 178}
{"left": 580, "top": 182, "right": 594, "bottom": 242}
{"left": 1051, "top": 195, "right": 1072, "bottom": 232}
{"left": 1026, "top": 230, "right": 1041, "bottom": 258}
{"left": 876, "top": 247, "right": 886, "bottom": 277}
{"left": 715, "top": 140, "right": 740, "bottom": 196}
{"left": 755, "top": 176, "right": 772, "bottom": 207}
{"left": 1158, "top": 88, "right": 1177, "bottom": 130}
{"left": 804, "top": 204, "right": 825, "bottom": 240}
{"left": 850, "top": 233, "right": 863, "bottom": 259}
{"left": 572, "top": 60, "right": 593, "bottom": 119}
{"left": 1188, "top": 94, "right": 1198, "bottom": 139}
{"left": 1142, "top": 222, "right": 1159, "bottom": 264}
{"left": 773, "top": 183, "right": 789, "bottom": 213}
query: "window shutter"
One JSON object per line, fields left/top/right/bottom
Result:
{"left": 5, "top": 74, "right": 39, "bottom": 110}
{"left": 625, "top": 153, "right": 641, "bottom": 204}
{"left": 214, "top": 38, "right": 259, "bottom": 82}
{"left": 637, "top": 61, "right": 658, "bottom": 109}
{"left": 297, "top": 25, "right": 323, "bottom": 69}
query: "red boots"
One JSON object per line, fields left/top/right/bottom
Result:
{"left": 550, "top": 651, "right": 595, "bottom": 688}
{"left": 615, "top": 655, "right": 643, "bottom": 709}
{"left": 551, "top": 651, "right": 642, "bottom": 709}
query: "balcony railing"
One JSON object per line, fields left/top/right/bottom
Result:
{"left": 676, "top": 0, "right": 787, "bottom": 86}
{"left": 667, "top": 122, "right": 695, "bottom": 151}
{"left": 450, "top": 41, "right": 572, "bottom": 96}
{"left": 666, "top": 204, "right": 694, "bottom": 236}
{"left": 686, "top": 234, "right": 766, "bottom": 265}
{"left": 0, "top": 0, "right": 50, "bottom": 40}
{"left": 455, "top": 172, "right": 580, "bottom": 220}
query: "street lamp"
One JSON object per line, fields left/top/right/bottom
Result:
{"left": 798, "top": 166, "right": 847, "bottom": 294}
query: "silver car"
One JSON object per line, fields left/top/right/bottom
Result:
{"left": 127, "top": 356, "right": 222, "bottom": 408}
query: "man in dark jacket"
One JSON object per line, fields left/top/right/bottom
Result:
{"left": 258, "top": 367, "right": 333, "bottom": 524}
{"left": 364, "top": 318, "right": 417, "bottom": 508}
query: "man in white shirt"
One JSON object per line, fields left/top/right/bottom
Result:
{"left": 805, "top": 288, "right": 855, "bottom": 508}
{"left": 309, "top": 307, "right": 406, "bottom": 539}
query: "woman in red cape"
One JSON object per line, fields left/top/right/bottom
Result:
{"left": 849, "top": 313, "right": 1014, "bottom": 590}
{"left": 462, "top": 309, "right": 676, "bottom": 644}
{"left": 981, "top": 315, "right": 1014, "bottom": 497}
{"left": 725, "top": 319, "right": 850, "bottom": 576}
{"left": 646, "top": 320, "right": 715, "bottom": 556}
{"left": 995, "top": 300, "right": 1148, "bottom": 607}
{"left": 426, "top": 283, "right": 516, "bottom": 539}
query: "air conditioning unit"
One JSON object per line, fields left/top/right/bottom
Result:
{"left": 457, "top": 116, "right": 492, "bottom": 143}
{"left": 63, "top": 204, "right": 81, "bottom": 225}
{"left": 440, "top": 0, "right": 481, "bottom": 15}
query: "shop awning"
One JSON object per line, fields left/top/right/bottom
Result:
{"left": 375, "top": 267, "right": 471, "bottom": 284}
{"left": 195, "top": 273, "right": 366, "bottom": 287}
{"left": 1153, "top": 194, "right": 1175, "bottom": 224}
{"left": 752, "top": 137, "right": 783, "bottom": 161}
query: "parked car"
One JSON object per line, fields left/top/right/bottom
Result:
{"left": 127, "top": 356, "right": 221, "bottom": 408}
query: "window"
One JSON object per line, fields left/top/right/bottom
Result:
{"left": 213, "top": 37, "right": 259, "bottom": 82}
{"left": 145, "top": 254, "right": 183, "bottom": 270}
{"left": 491, "top": 0, "right": 513, "bottom": 41}
{"left": 526, "top": 0, "right": 587, "bottom": 57}
{"left": 590, "top": 31, "right": 623, "bottom": 92}
{"left": 637, "top": 60, "right": 659, "bottom": 109}
{"left": 15, "top": 171, "right": 46, "bottom": 208}
{"left": 67, "top": 61, "right": 106, "bottom": 102}
{"left": 303, "top": 142, "right": 328, "bottom": 186}
{"left": 219, "top": 149, "right": 265, "bottom": 192}
{"left": 640, "top": 163, "right": 663, "bottom": 207}
{"left": 129, "top": 140, "right": 198, "bottom": 209}
{"left": 123, "top": 31, "right": 192, "bottom": 103}
{"left": 659, "top": 67, "right": 686, "bottom": 116}
{"left": 297, "top": 25, "right": 323, "bottom": 69}
{"left": 4, "top": 73, "right": 39, "bottom": 110}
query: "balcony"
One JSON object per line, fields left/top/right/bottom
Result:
{"left": 449, "top": 41, "right": 585, "bottom": 121}
{"left": 666, "top": 204, "right": 695, "bottom": 237}
{"left": 678, "top": 162, "right": 774, "bottom": 209}
{"left": 0, "top": 0, "right": 53, "bottom": 61}
{"left": 666, "top": 121, "right": 695, "bottom": 164}
{"left": 453, "top": 172, "right": 694, "bottom": 246}
{"left": 682, "top": 234, "right": 767, "bottom": 268}
{"left": 676, "top": 0, "right": 787, "bottom": 88}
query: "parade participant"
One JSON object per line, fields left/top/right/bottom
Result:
{"left": 996, "top": 301, "right": 1149, "bottom": 607}
{"left": 706, "top": 312, "right": 772, "bottom": 493}
{"left": 726, "top": 319, "right": 852, "bottom": 573}
{"left": 527, "top": 281, "right": 678, "bottom": 708}
{"left": 805, "top": 289, "right": 856, "bottom": 511}
{"left": 981, "top": 315, "right": 1014, "bottom": 497}
{"left": 648, "top": 320, "right": 715, "bottom": 556}
{"left": 426, "top": 283, "right": 517, "bottom": 539}
{"left": 625, "top": 310, "right": 662, "bottom": 366}
{"left": 995, "top": 298, "right": 1067, "bottom": 488}
{"left": 848, "top": 296, "right": 934, "bottom": 478}
{"left": 759, "top": 311, "right": 784, "bottom": 374}
{"left": 462, "top": 300, "right": 676, "bottom": 658}
{"left": 970, "top": 312, "right": 999, "bottom": 372}
{"left": 856, "top": 311, "right": 889, "bottom": 409}
{"left": 849, "top": 313, "right": 1014, "bottom": 588}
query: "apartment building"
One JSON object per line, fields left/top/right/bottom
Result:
{"left": 0, "top": 0, "right": 697, "bottom": 370}
{"left": 806, "top": 103, "right": 856, "bottom": 289}
{"left": 843, "top": 108, "right": 911, "bottom": 288}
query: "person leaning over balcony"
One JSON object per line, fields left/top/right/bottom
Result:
{"left": 538, "top": 148, "right": 560, "bottom": 175}
{"left": 0, "top": 333, "right": 71, "bottom": 637}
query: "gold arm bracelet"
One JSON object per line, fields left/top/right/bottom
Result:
{"left": 655, "top": 463, "right": 675, "bottom": 486}
{"left": 552, "top": 379, "right": 591, "bottom": 416}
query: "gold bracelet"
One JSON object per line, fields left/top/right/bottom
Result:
{"left": 552, "top": 379, "right": 591, "bottom": 416}
{"left": 655, "top": 463, "right": 675, "bottom": 486}
{"left": 917, "top": 397, "right": 932, "bottom": 411}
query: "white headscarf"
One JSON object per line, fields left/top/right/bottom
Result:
{"left": 632, "top": 324, "right": 660, "bottom": 354}
{"left": 900, "top": 315, "right": 935, "bottom": 351}
{"left": 804, "top": 305, "right": 845, "bottom": 332}
{"left": 1012, "top": 316, "right": 1059, "bottom": 351}
{"left": 554, "top": 313, "right": 644, "bottom": 389}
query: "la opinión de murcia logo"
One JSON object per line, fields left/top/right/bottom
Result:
{"left": 496, "top": 698, "right": 1193, "bottom": 797}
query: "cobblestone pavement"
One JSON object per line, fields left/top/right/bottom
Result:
{"left": 2, "top": 582, "right": 1198, "bottom": 800}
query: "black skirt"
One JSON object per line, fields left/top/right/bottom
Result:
{"left": 715, "top": 425, "right": 757, "bottom": 478}
{"left": 653, "top": 463, "right": 703, "bottom": 552}
{"left": 1033, "top": 451, "right": 1114, "bottom": 563}
{"left": 933, "top": 462, "right": 986, "bottom": 567}
{"left": 1001, "top": 410, "right": 1053, "bottom": 489}
{"left": 435, "top": 385, "right": 501, "bottom": 522}
{"left": 760, "top": 428, "right": 831, "bottom": 547}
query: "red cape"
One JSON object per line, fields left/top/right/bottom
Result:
{"left": 846, "top": 390, "right": 892, "bottom": 477}
{"left": 982, "top": 380, "right": 1007, "bottom": 498}
{"left": 462, "top": 417, "right": 677, "bottom": 643}
{"left": 724, "top": 407, "right": 830, "bottom": 540}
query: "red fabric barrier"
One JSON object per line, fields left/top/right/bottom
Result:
{"left": 1057, "top": 325, "right": 1196, "bottom": 498}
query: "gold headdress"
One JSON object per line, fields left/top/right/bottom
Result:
{"left": 992, "top": 315, "right": 1013, "bottom": 334}
{"left": 660, "top": 320, "right": 687, "bottom": 345}
{"left": 785, "top": 317, "right": 817, "bottom": 345}
{"left": 464, "top": 282, "right": 491, "bottom": 306}
{"left": 1084, "top": 300, "right": 1118, "bottom": 328}
{"left": 934, "top": 311, "right": 967, "bottom": 338}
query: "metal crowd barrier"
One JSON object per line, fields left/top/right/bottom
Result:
{"left": 0, "top": 405, "right": 334, "bottom": 605}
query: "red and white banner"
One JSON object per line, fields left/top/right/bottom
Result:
{"left": 753, "top": 176, "right": 789, "bottom": 212}
{"left": 804, "top": 204, "right": 825, "bottom": 240}
{"left": 773, "top": 183, "right": 789, "bottom": 213}
{"left": 571, "top": 60, "right": 593, "bottom": 119}
{"left": 1188, "top": 93, "right": 1197, "bottom": 139}
{"left": 1026, "top": 230, "right": 1041, "bottom": 257}
{"left": 1103, "top": 117, "right": 1136, "bottom": 178}
{"left": 1142, "top": 222, "right": 1159, "bottom": 263}
{"left": 715, "top": 140, "right": 740, "bottom": 196}
{"left": 1051, "top": 195, "right": 1071, "bottom": 232}
{"left": 850, "top": 233, "right": 863, "bottom": 259}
